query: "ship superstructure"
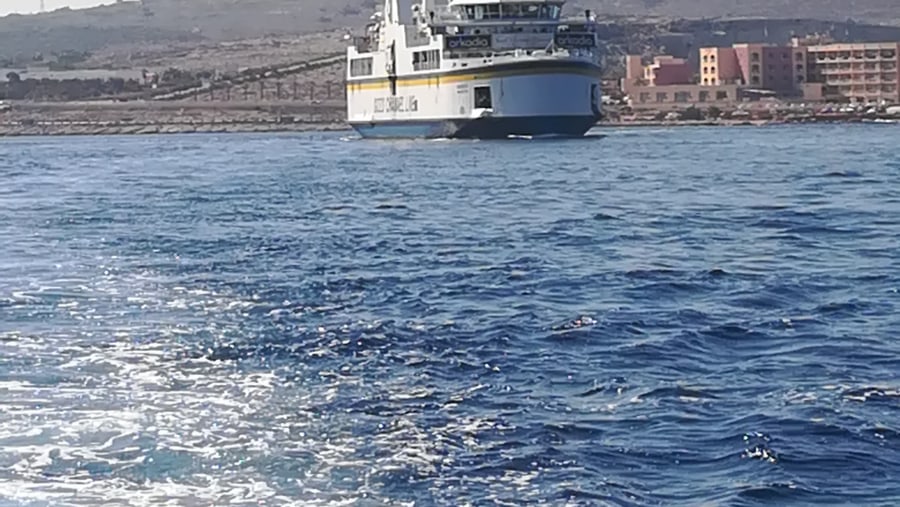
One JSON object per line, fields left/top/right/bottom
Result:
{"left": 346, "top": 0, "right": 603, "bottom": 138}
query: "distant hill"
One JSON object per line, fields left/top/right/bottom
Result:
{"left": 1, "top": 0, "right": 899, "bottom": 62}
{"left": 591, "top": 0, "right": 900, "bottom": 24}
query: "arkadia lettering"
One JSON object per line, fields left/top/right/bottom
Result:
{"left": 445, "top": 36, "right": 492, "bottom": 50}
{"left": 555, "top": 34, "right": 596, "bottom": 48}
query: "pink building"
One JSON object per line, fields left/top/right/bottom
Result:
{"left": 700, "top": 47, "right": 741, "bottom": 85}
{"left": 627, "top": 38, "right": 900, "bottom": 104}
{"left": 701, "top": 43, "right": 800, "bottom": 93}
{"left": 801, "top": 40, "right": 900, "bottom": 103}
{"left": 624, "top": 55, "right": 644, "bottom": 94}
{"left": 743, "top": 44, "right": 795, "bottom": 91}
{"left": 623, "top": 55, "right": 693, "bottom": 95}
{"left": 646, "top": 56, "right": 693, "bottom": 86}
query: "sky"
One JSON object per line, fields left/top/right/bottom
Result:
{"left": 0, "top": 0, "right": 113, "bottom": 16}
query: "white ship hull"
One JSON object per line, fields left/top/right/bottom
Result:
{"left": 347, "top": 60, "right": 602, "bottom": 139}
{"left": 346, "top": 0, "right": 603, "bottom": 139}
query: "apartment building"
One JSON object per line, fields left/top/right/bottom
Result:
{"left": 801, "top": 41, "right": 900, "bottom": 103}
{"left": 624, "top": 55, "right": 693, "bottom": 91}
{"left": 622, "top": 38, "right": 900, "bottom": 106}
{"left": 700, "top": 44, "right": 799, "bottom": 93}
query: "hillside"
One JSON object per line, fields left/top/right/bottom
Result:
{"left": 1, "top": 0, "right": 900, "bottom": 62}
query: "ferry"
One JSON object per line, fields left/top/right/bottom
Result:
{"left": 345, "top": 0, "right": 603, "bottom": 139}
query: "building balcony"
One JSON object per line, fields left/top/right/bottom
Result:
{"left": 820, "top": 66, "right": 853, "bottom": 74}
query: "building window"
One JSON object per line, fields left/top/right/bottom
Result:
{"left": 703, "top": 78, "right": 709, "bottom": 85}
{"left": 656, "top": 92, "right": 668, "bottom": 103}
{"left": 703, "top": 66, "right": 708, "bottom": 73}
{"left": 751, "top": 52, "right": 760, "bottom": 62}
{"left": 710, "top": 55, "right": 716, "bottom": 62}
{"left": 751, "top": 64, "right": 760, "bottom": 73}
{"left": 674, "top": 91, "right": 691, "bottom": 102}
{"left": 716, "top": 90, "right": 729, "bottom": 100}
{"left": 349, "top": 57, "right": 374, "bottom": 77}
{"left": 797, "top": 75, "right": 804, "bottom": 83}
{"left": 699, "top": 90, "right": 710, "bottom": 102}
{"left": 796, "top": 64, "right": 804, "bottom": 71}
{"left": 710, "top": 66, "right": 716, "bottom": 74}
{"left": 795, "top": 52, "right": 803, "bottom": 61}
{"left": 639, "top": 92, "right": 651, "bottom": 103}
{"left": 751, "top": 76, "right": 760, "bottom": 85}
{"left": 703, "top": 55, "right": 709, "bottom": 63}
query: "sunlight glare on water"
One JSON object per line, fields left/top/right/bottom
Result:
{"left": 1, "top": 126, "right": 900, "bottom": 505}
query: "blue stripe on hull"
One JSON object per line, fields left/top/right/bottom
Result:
{"left": 351, "top": 121, "right": 456, "bottom": 139}
{"left": 351, "top": 115, "right": 599, "bottom": 140}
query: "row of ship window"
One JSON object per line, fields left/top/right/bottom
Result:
{"left": 454, "top": 4, "right": 562, "bottom": 20}
{"left": 350, "top": 49, "right": 442, "bottom": 77}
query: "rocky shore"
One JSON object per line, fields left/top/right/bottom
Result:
{"left": 0, "top": 121, "right": 347, "bottom": 136}
{"left": 0, "top": 100, "right": 346, "bottom": 137}
{"left": 1, "top": 100, "right": 897, "bottom": 137}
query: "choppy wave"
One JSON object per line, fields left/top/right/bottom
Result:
{"left": 1, "top": 126, "right": 900, "bottom": 505}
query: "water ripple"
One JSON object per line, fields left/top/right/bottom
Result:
{"left": 1, "top": 126, "right": 899, "bottom": 505}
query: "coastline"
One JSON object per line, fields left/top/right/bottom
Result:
{"left": 0, "top": 121, "right": 349, "bottom": 137}
{"left": 0, "top": 101, "right": 897, "bottom": 137}
{"left": 5, "top": 120, "right": 896, "bottom": 137}
{"left": 0, "top": 100, "right": 348, "bottom": 137}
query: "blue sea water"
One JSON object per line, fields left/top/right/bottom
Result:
{"left": 1, "top": 125, "right": 899, "bottom": 506}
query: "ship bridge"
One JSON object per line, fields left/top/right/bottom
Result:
{"left": 426, "top": 0, "right": 597, "bottom": 55}
{"left": 445, "top": 0, "right": 564, "bottom": 22}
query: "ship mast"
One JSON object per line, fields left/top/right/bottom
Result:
{"left": 384, "top": 0, "right": 401, "bottom": 25}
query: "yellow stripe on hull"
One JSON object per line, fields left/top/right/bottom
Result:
{"left": 346, "top": 66, "right": 600, "bottom": 91}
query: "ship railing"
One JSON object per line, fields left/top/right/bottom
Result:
{"left": 444, "top": 48, "right": 597, "bottom": 61}
{"left": 491, "top": 32, "right": 554, "bottom": 50}
{"left": 439, "top": 30, "right": 595, "bottom": 52}
{"left": 431, "top": 18, "right": 563, "bottom": 27}
{"left": 556, "top": 22, "right": 598, "bottom": 33}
